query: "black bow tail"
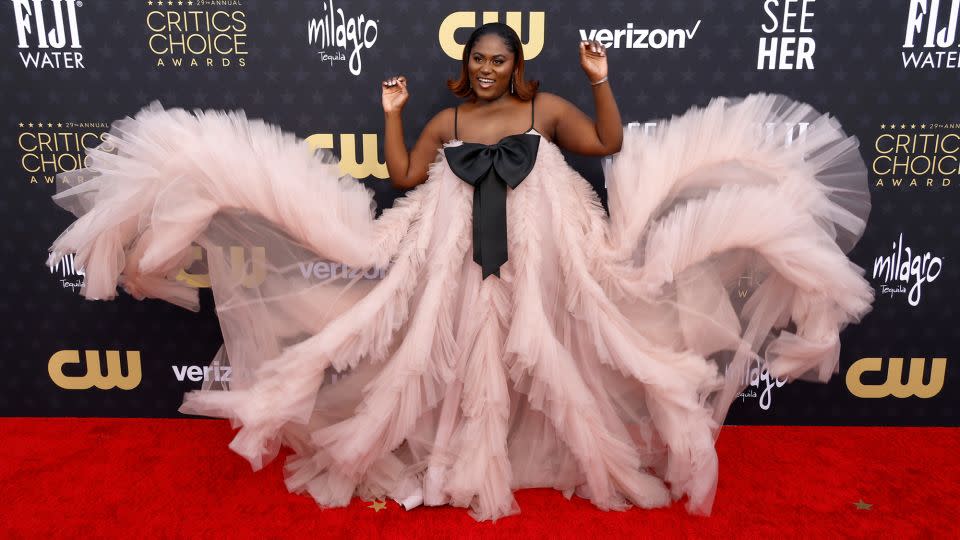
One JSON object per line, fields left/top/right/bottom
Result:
{"left": 474, "top": 168, "right": 509, "bottom": 279}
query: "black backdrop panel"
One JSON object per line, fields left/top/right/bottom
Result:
{"left": 1, "top": 0, "right": 956, "bottom": 425}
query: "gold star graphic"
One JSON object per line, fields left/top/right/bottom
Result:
{"left": 900, "top": 123, "right": 907, "bottom": 129}
{"left": 368, "top": 499, "right": 387, "bottom": 512}
{"left": 911, "top": 124, "right": 917, "bottom": 129}
{"left": 921, "top": 124, "right": 926, "bottom": 129}
{"left": 853, "top": 499, "right": 873, "bottom": 510}
{"left": 880, "top": 124, "right": 886, "bottom": 129}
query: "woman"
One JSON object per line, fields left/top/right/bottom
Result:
{"left": 47, "top": 23, "right": 873, "bottom": 521}
{"left": 382, "top": 25, "right": 622, "bottom": 190}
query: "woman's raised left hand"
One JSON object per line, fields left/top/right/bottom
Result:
{"left": 579, "top": 39, "right": 608, "bottom": 84}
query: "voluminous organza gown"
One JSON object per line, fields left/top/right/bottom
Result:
{"left": 46, "top": 93, "right": 873, "bottom": 521}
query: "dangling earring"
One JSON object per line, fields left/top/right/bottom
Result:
{"left": 510, "top": 75, "right": 514, "bottom": 94}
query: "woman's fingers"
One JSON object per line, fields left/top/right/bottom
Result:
{"left": 382, "top": 75, "right": 408, "bottom": 88}
{"left": 580, "top": 40, "right": 606, "bottom": 57}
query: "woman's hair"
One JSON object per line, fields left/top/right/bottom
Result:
{"left": 447, "top": 22, "right": 539, "bottom": 101}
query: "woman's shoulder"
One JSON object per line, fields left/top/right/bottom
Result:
{"left": 422, "top": 106, "right": 456, "bottom": 132}
{"left": 531, "top": 92, "right": 575, "bottom": 126}
{"left": 430, "top": 106, "right": 457, "bottom": 121}
{"left": 533, "top": 91, "right": 571, "bottom": 110}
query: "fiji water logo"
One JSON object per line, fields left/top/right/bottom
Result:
{"left": 902, "top": 0, "right": 960, "bottom": 69}
{"left": 12, "top": 0, "right": 85, "bottom": 69}
{"left": 872, "top": 233, "right": 943, "bottom": 307}
{"left": 307, "top": 0, "right": 378, "bottom": 76}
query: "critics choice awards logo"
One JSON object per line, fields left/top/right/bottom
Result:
{"left": 12, "top": 0, "right": 85, "bottom": 69}
{"left": 147, "top": 0, "right": 248, "bottom": 68}
{"left": 307, "top": 0, "right": 378, "bottom": 76}
{"left": 16, "top": 120, "right": 109, "bottom": 186}
{"left": 873, "top": 122, "right": 958, "bottom": 189}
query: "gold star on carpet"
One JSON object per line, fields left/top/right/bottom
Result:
{"left": 368, "top": 499, "right": 387, "bottom": 512}
{"left": 853, "top": 499, "right": 872, "bottom": 510}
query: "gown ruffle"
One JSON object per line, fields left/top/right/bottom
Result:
{"left": 46, "top": 93, "right": 874, "bottom": 521}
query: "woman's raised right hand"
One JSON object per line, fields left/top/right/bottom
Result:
{"left": 381, "top": 75, "right": 409, "bottom": 114}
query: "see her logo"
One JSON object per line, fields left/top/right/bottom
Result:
{"left": 757, "top": 0, "right": 816, "bottom": 70}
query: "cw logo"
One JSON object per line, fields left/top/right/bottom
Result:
{"left": 846, "top": 357, "right": 947, "bottom": 398}
{"left": 305, "top": 133, "right": 388, "bottom": 180}
{"left": 439, "top": 12, "right": 545, "bottom": 60}
{"left": 176, "top": 245, "right": 266, "bottom": 288}
{"left": 49, "top": 350, "right": 142, "bottom": 390}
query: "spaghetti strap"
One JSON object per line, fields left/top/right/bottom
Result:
{"left": 453, "top": 106, "right": 458, "bottom": 139}
{"left": 530, "top": 95, "right": 535, "bottom": 130}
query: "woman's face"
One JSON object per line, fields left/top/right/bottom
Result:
{"left": 468, "top": 34, "right": 516, "bottom": 98}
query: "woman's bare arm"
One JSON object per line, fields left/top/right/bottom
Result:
{"left": 548, "top": 39, "right": 622, "bottom": 157}
{"left": 381, "top": 74, "right": 454, "bottom": 190}
{"left": 545, "top": 87, "right": 623, "bottom": 156}
{"left": 384, "top": 107, "right": 452, "bottom": 190}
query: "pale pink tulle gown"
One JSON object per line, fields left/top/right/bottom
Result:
{"left": 46, "top": 93, "right": 873, "bottom": 521}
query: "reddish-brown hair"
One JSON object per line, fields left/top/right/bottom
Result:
{"left": 447, "top": 22, "right": 540, "bottom": 101}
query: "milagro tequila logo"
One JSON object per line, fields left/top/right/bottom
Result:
{"left": 48, "top": 251, "right": 85, "bottom": 292}
{"left": 736, "top": 356, "right": 787, "bottom": 411}
{"left": 307, "top": 0, "right": 378, "bottom": 76}
{"left": 903, "top": 0, "right": 960, "bottom": 69}
{"left": 872, "top": 233, "right": 943, "bottom": 306}
{"left": 12, "top": 0, "right": 85, "bottom": 69}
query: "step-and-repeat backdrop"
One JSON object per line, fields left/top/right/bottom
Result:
{"left": 1, "top": 0, "right": 955, "bottom": 425}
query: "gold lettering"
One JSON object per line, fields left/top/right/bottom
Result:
{"left": 846, "top": 357, "right": 946, "bottom": 398}
{"left": 439, "top": 11, "right": 544, "bottom": 60}
{"left": 49, "top": 350, "right": 142, "bottom": 390}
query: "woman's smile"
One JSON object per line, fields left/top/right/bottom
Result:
{"left": 477, "top": 76, "right": 496, "bottom": 89}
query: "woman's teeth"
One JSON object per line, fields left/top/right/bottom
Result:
{"left": 478, "top": 77, "right": 495, "bottom": 88}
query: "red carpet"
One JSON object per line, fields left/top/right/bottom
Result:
{"left": 1, "top": 419, "right": 956, "bottom": 538}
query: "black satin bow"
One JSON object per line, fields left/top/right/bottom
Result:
{"left": 444, "top": 134, "right": 540, "bottom": 279}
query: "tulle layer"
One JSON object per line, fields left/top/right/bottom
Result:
{"left": 46, "top": 94, "right": 872, "bottom": 521}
